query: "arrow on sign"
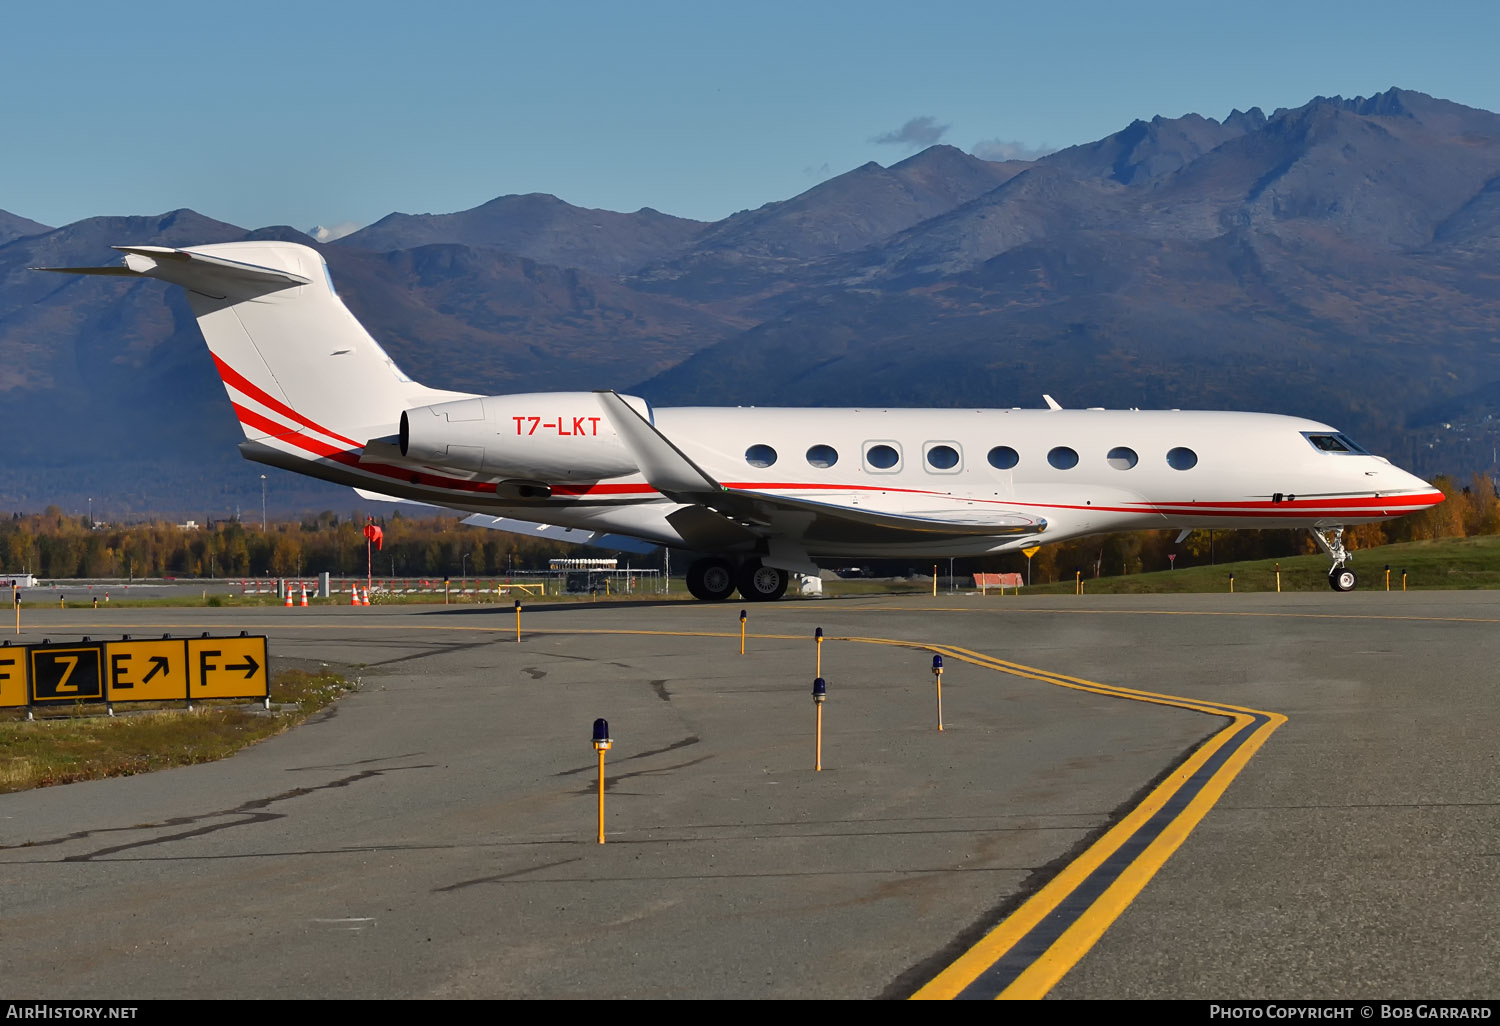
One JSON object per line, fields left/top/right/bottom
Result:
{"left": 142, "top": 656, "right": 170, "bottom": 683}
{"left": 226, "top": 655, "right": 259, "bottom": 679}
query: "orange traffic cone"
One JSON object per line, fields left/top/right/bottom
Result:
{"left": 361, "top": 587, "right": 371, "bottom": 607}
{"left": 300, "top": 585, "right": 309, "bottom": 607}
{"left": 284, "top": 589, "right": 293, "bottom": 608}
{"left": 350, "top": 587, "right": 359, "bottom": 607}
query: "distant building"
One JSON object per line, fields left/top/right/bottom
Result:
{"left": 2, "top": 573, "right": 38, "bottom": 588}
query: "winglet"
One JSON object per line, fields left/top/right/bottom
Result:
{"left": 594, "top": 390, "right": 721, "bottom": 499}
{"left": 1043, "top": 394, "right": 1062, "bottom": 410}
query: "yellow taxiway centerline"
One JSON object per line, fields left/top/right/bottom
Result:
{"left": 31, "top": 614, "right": 1284, "bottom": 998}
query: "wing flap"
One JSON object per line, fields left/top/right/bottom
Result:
{"left": 717, "top": 487, "right": 1045, "bottom": 537}
{"left": 460, "top": 514, "right": 657, "bottom": 555}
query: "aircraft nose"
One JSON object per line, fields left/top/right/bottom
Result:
{"left": 1405, "top": 471, "right": 1445, "bottom": 508}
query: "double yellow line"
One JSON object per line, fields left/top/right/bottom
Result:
{"left": 876, "top": 641, "right": 1286, "bottom": 999}
{"left": 47, "top": 616, "right": 1283, "bottom": 998}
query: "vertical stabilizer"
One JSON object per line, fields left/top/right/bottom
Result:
{"left": 38, "top": 241, "right": 472, "bottom": 449}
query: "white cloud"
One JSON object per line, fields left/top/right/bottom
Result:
{"left": 871, "top": 116, "right": 950, "bottom": 149}
{"left": 307, "top": 221, "right": 364, "bottom": 243}
{"left": 971, "top": 138, "right": 1056, "bottom": 162}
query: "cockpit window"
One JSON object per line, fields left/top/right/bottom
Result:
{"left": 1303, "top": 432, "right": 1368, "bottom": 455}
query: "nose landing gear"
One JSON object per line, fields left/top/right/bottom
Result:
{"left": 1310, "top": 527, "right": 1358, "bottom": 591}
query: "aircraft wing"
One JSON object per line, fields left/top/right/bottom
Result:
{"left": 460, "top": 514, "right": 658, "bottom": 554}
{"left": 594, "top": 391, "right": 1046, "bottom": 547}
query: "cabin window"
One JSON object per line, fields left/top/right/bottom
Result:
{"left": 1303, "top": 432, "right": 1368, "bottom": 455}
{"left": 1048, "top": 446, "right": 1079, "bottom": 470}
{"left": 864, "top": 443, "right": 901, "bottom": 471}
{"left": 925, "top": 444, "right": 961, "bottom": 471}
{"left": 745, "top": 444, "right": 777, "bottom": 469}
{"left": 987, "top": 446, "right": 1020, "bottom": 470}
{"left": 1107, "top": 446, "right": 1138, "bottom": 470}
{"left": 1167, "top": 446, "right": 1198, "bottom": 470}
{"left": 806, "top": 444, "right": 839, "bottom": 469}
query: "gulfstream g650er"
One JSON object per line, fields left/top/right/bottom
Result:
{"left": 41, "top": 242, "right": 1443, "bottom": 600}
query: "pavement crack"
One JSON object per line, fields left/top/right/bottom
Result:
{"left": 4, "top": 765, "right": 434, "bottom": 862}
{"left": 554, "top": 736, "right": 701, "bottom": 777}
{"left": 433, "top": 857, "right": 585, "bottom": 893}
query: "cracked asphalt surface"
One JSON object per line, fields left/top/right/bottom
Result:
{"left": 3, "top": 592, "right": 1494, "bottom": 998}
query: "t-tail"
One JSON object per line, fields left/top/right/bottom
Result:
{"left": 36, "top": 241, "right": 474, "bottom": 485}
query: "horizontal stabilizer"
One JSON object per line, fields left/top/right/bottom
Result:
{"left": 34, "top": 244, "right": 312, "bottom": 291}
{"left": 31, "top": 265, "right": 140, "bottom": 276}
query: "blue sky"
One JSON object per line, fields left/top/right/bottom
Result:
{"left": 5, "top": 0, "right": 1499, "bottom": 234}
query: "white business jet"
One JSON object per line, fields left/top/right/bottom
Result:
{"left": 40, "top": 241, "right": 1443, "bottom": 600}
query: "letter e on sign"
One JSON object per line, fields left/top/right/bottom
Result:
{"left": 104, "top": 638, "right": 189, "bottom": 702}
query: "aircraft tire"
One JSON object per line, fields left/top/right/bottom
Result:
{"left": 737, "top": 561, "right": 789, "bottom": 602}
{"left": 1328, "top": 567, "right": 1357, "bottom": 592}
{"left": 686, "top": 557, "right": 736, "bottom": 602}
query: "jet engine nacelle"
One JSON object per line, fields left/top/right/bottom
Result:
{"left": 400, "top": 392, "right": 647, "bottom": 481}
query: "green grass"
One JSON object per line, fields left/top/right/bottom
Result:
{"left": 0, "top": 668, "right": 357, "bottom": 793}
{"left": 1020, "top": 536, "right": 1500, "bottom": 595}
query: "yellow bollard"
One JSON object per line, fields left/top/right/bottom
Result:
{"left": 1275, "top": 563, "right": 1281, "bottom": 593}
{"left": 13, "top": 584, "right": 19, "bottom": 636}
{"left": 1229, "top": 573, "right": 1235, "bottom": 594}
{"left": 59, "top": 594, "right": 64, "bottom": 609}
{"left": 592, "top": 718, "right": 612, "bottom": 844}
{"left": 812, "top": 678, "right": 826, "bottom": 771}
{"left": 1402, "top": 569, "right": 1407, "bottom": 592}
{"left": 814, "top": 627, "right": 823, "bottom": 678}
{"left": 515, "top": 600, "right": 522, "bottom": 642}
{"left": 932, "top": 654, "right": 944, "bottom": 732}
{"left": 1385, "top": 564, "right": 1391, "bottom": 592}
{"left": 932, "top": 565, "right": 937, "bottom": 597}
{"left": 739, "top": 608, "right": 747, "bottom": 655}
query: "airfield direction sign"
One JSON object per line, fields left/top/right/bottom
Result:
{"left": 187, "top": 635, "right": 268, "bottom": 700}
{"left": 104, "top": 638, "right": 190, "bottom": 702}
{"left": 0, "top": 636, "right": 268, "bottom": 708}
{"left": 29, "top": 644, "right": 104, "bottom": 704}
{"left": 0, "top": 645, "right": 27, "bottom": 708}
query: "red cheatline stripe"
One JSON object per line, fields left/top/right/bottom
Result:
{"left": 231, "top": 402, "right": 496, "bottom": 494}
{"left": 221, "top": 411, "right": 1447, "bottom": 518}
{"left": 1130, "top": 492, "right": 1444, "bottom": 511}
{"left": 212, "top": 353, "right": 363, "bottom": 449}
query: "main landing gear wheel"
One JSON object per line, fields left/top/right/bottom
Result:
{"left": 1329, "top": 567, "right": 1357, "bottom": 592}
{"left": 686, "top": 557, "right": 736, "bottom": 602}
{"left": 737, "top": 560, "right": 789, "bottom": 602}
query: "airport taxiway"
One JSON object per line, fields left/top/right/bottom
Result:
{"left": 2, "top": 591, "right": 1497, "bottom": 999}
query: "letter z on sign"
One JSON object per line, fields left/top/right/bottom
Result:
{"left": 187, "top": 636, "right": 269, "bottom": 700}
